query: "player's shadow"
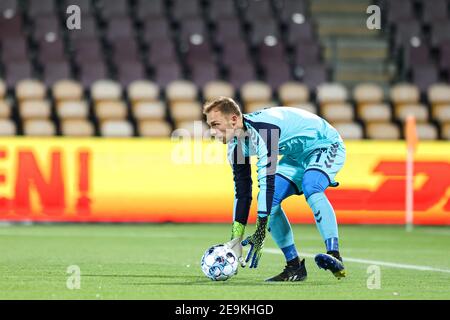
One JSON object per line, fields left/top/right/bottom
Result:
{"left": 82, "top": 274, "right": 199, "bottom": 279}
{"left": 82, "top": 274, "right": 341, "bottom": 286}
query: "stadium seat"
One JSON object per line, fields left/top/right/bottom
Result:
{"left": 19, "top": 100, "right": 51, "bottom": 120}
{"left": 203, "top": 81, "right": 235, "bottom": 101}
{"left": 278, "top": 82, "right": 310, "bottom": 106}
{"left": 170, "top": 101, "right": 202, "bottom": 122}
{"left": 37, "top": 38, "right": 66, "bottom": 63}
{"left": 52, "top": 80, "right": 87, "bottom": 120}
{"left": 366, "top": 122, "right": 401, "bottom": 140}
{"left": 0, "top": 15, "right": 22, "bottom": 42}
{"left": 15, "top": 79, "right": 46, "bottom": 102}
{"left": 442, "top": 123, "right": 450, "bottom": 140}
{"left": 1, "top": 37, "right": 28, "bottom": 62}
{"left": 357, "top": 103, "right": 392, "bottom": 122}
{"left": 52, "top": 80, "right": 84, "bottom": 102}
{"left": 438, "top": 41, "right": 450, "bottom": 73}
{"left": 390, "top": 83, "right": 420, "bottom": 106}
{"left": 97, "top": 0, "right": 129, "bottom": 20}
{"left": 214, "top": 17, "right": 245, "bottom": 45}
{"left": 316, "top": 83, "right": 349, "bottom": 106}
{"left": 95, "top": 101, "right": 128, "bottom": 121}
{"left": 127, "top": 80, "right": 165, "bottom": 121}
{"left": 0, "top": 0, "right": 18, "bottom": 16}
{"left": 138, "top": 120, "right": 172, "bottom": 137}
{"left": 23, "top": 119, "right": 56, "bottom": 136}
{"left": 0, "top": 100, "right": 12, "bottom": 118}
{"left": 28, "top": 0, "right": 56, "bottom": 17}
{"left": 411, "top": 64, "right": 439, "bottom": 93}
{"left": 0, "top": 119, "right": 16, "bottom": 136}
{"left": 91, "top": 80, "right": 122, "bottom": 103}
{"left": 422, "top": 0, "right": 449, "bottom": 26}
{"left": 32, "top": 15, "right": 61, "bottom": 43}
{"left": 395, "top": 104, "right": 429, "bottom": 122}
{"left": 241, "top": 81, "right": 273, "bottom": 112}
{"left": 286, "top": 20, "right": 315, "bottom": 47}
{"left": 432, "top": 105, "right": 450, "bottom": 123}
{"left": 57, "top": 100, "right": 89, "bottom": 120}
{"left": 228, "top": 63, "right": 257, "bottom": 89}
{"left": 127, "top": 80, "right": 160, "bottom": 105}
{"left": 63, "top": 0, "right": 93, "bottom": 14}
{"left": 293, "top": 41, "right": 321, "bottom": 66}
{"left": 322, "top": 103, "right": 354, "bottom": 123}
{"left": 100, "top": 120, "right": 134, "bottom": 137}
{"left": 133, "top": 101, "right": 166, "bottom": 121}
{"left": 353, "top": 83, "right": 384, "bottom": 106}
{"left": 0, "top": 79, "right": 5, "bottom": 99}
{"left": 172, "top": 0, "right": 202, "bottom": 21}
{"left": 116, "top": 61, "right": 146, "bottom": 87}
{"left": 4, "top": 61, "right": 33, "bottom": 89}
{"left": 43, "top": 61, "right": 72, "bottom": 87}
{"left": 276, "top": 0, "right": 307, "bottom": 26}
{"left": 427, "top": 84, "right": 450, "bottom": 107}
{"left": 208, "top": 0, "right": 237, "bottom": 20}
{"left": 190, "top": 63, "right": 219, "bottom": 87}
{"left": 166, "top": 80, "right": 198, "bottom": 104}
{"left": 79, "top": 63, "right": 109, "bottom": 88}
{"left": 61, "top": 119, "right": 94, "bottom": 137}
{"left": 416, "top": 123, "right": 439, "bottom": 140}
{"left": 430, "top": 20, "right": 450, "bottom": 48}
{"left": 331, "top": 122, "right": 364, "bottom": 140}
{"left": 153, "top": 62, "right": 183, "bottom": 88}
{"left": 142, "top": 17, "right": 171, "bottom": 43}
{"left": 135, "top": 0, "right": 165, "bottom": 22}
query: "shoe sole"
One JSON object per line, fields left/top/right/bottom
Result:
{"left": 315, "top": 254, "right": 346, "bottom": 279}
{"left": 265, "top": 275, "right": 307, "bottom": 282}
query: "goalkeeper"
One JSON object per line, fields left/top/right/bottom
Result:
{"left": 204, "top": 97, "right": 346, "bottom": 281}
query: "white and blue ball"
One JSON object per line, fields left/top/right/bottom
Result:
{"left": 200, "top": 244, "right": 238, "bottom": 281}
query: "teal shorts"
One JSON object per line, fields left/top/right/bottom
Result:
{"left": 276, "top": 141, "right": 346, "bottom": 195}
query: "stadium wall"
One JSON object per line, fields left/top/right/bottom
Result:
{"left": 0, "top": 138, "right": 449, "bottom": 225}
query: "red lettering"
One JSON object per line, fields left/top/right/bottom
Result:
{"left": 76, "top": 150, "right": 91, "bottom": 215}
{"left": 328, "top": 161, "right": 450, "bottom": 211}
{"left": 14, "top": 150, "right": 65, "bottom": 215}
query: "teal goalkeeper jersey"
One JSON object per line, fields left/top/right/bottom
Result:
{"left": 227, "top": 106, "right": 343, "bottom": 224}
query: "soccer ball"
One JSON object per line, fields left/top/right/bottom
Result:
{"left": 200, "top": 244, "right": 238, "bottom": 281}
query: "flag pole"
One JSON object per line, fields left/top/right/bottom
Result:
{"left": 405, "top": 115, "right": 417, "bottom": 232}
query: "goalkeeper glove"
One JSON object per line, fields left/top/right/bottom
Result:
{"left": 224, "top": 221, "right": 246, "bottom": 267}
{"left": 241, "top": 216, "right": 268, "bottom": 268}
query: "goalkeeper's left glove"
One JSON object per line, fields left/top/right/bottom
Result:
{"left": 241, "top": 216, "right": 269, "bottom": 268}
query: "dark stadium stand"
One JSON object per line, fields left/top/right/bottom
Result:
{"left": 0, "top": 0, "right": 449, "bottom": 139}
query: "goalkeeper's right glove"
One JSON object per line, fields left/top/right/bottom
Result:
{"left": 224, "top": 221, "right": 246, "bottom": 267}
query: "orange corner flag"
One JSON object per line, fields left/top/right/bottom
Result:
{"left": 405, "top": 115, "right": 418, "bottom": 153}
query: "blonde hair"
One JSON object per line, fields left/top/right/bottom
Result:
{"left": 203, "top": 96, "right": 242, "bottom": 116}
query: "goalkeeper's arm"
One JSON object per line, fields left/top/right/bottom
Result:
{"left": 225, "top": 147, "right": 252, "bottom": 267}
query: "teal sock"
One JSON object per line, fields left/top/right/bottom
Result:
{"left": 269, "top": 205, "right": 298, "bottom": 261}
{"left": 307, "top": 192, "right": 339, "bottom": 245}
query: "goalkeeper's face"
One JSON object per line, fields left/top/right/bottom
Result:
{"left": 206, "top": 110, "right": 241, "bottom": 144}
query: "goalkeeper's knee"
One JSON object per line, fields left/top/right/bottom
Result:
{"left": 302, "top": 170, "right": 330, "bottom": 200}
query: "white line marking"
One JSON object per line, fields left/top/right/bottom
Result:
{"left": 264, "top": 248, "right": 450, "bottom": 274}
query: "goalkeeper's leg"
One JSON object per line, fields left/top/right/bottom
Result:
{"left": 265, "top": 174, "right": 307, "bottom": 282}
{"left": 302, "top": 169, "right": 345, "bottom": 279}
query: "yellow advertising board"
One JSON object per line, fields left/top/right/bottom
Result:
{"left": 0, "top": 138, "right": 449, "bottom": 225}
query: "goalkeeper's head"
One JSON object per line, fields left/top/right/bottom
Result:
{"left": 203, "top": 97, "right": 245, "bottom": 144}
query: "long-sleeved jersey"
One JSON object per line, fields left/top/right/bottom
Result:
{"left": 227, "top": 106, "right": 343, "bottom": 225}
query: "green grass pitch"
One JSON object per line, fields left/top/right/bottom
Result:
{"left": 0, "top": 223, "right": 449, "bottom": 300}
